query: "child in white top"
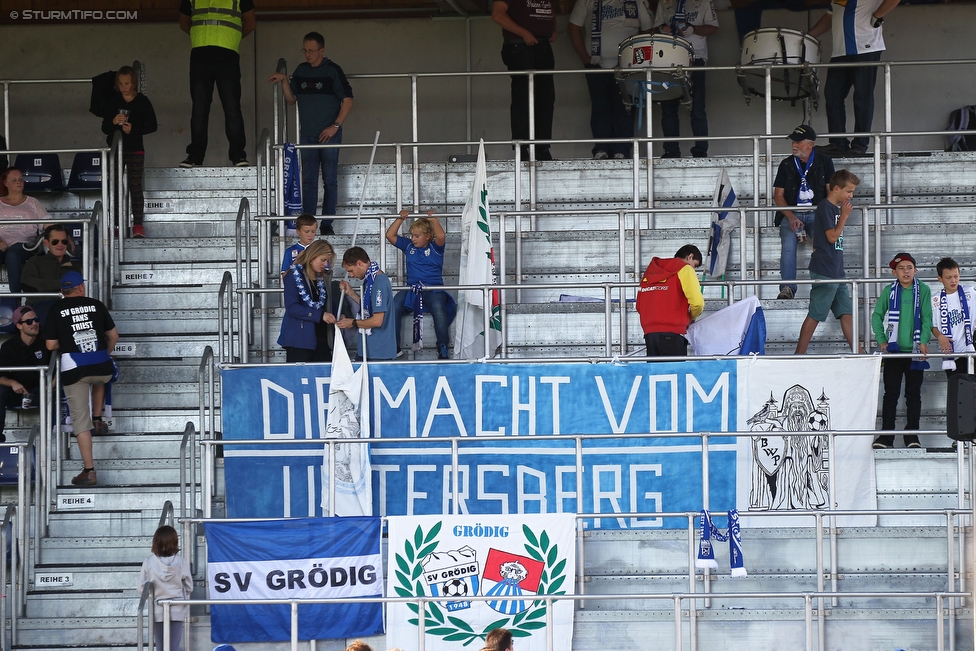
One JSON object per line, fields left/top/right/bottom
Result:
{"left": 138, "top": 525, "right": 193, "bottom": 651}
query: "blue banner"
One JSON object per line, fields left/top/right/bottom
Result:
{"left": 205, "top": 517, "right": 383, "bottom": 642}
{"left": 221, "top": 361, "right": 738, "bottom": 528}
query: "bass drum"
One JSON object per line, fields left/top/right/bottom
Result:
{"left": 616, "top": 33, "right": 694, "bottom": 103}
{"left": 738, "top": 27, "right": 821, "bottom": 104}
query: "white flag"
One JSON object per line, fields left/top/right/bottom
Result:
{"left": 453, "top": 140, "right": 501, "bottom": 359}
{"left": 707, "top": 169, "right": 740, "bottom": 278}
{"left": 321, "top": 325, "right": 372, "bottom": 516}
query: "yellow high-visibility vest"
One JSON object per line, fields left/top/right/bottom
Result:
{"left": 190, "top": 0, "right": 244, "bottom": 52}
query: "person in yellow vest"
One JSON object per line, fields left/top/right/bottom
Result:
{"left": 178, "top": 0, "right": 256, "bottom": 167}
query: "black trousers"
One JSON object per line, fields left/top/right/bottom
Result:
{"left": 875, "top": 356, "right": 923, "bottom": 447}
{"left": 187, "top": 46, "right": 246, "bottom": 163}
{"left": 501, "top": 40, "right": 555, "bottom": 159}
{"left": 644, "top": 332, "right": 688, "bottom": 358}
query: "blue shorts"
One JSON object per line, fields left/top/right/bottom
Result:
{"left": 807, "top": 272, "right": 852, "bottom": 322}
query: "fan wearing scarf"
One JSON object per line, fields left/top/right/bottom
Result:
{"left": 386, "top": 209, "right": 457, "bottom": 359}
{"left": 871, "top": 252, "right": 932, "bottom": 449}
{"left": 278, "top": 240, "right": 337, "bottom": 363}
{"left": 337, "top": 246, "right": 398, "bottom": 361}
{"left": 931, "top": 257, "right": 976, "bottom": 379}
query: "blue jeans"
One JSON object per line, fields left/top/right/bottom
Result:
{"left": 300, "top": 129, "right": 341, "bottom": 224}
{"left": 778, "top": 211, "right": 815, "bottom": 293}
{"left": 661, "top": 60, "right": 708, "bottom": 156}
{"left": 1, "top": 242, "right": 33, "bottom": 293}
{"left": 584, "top": 67, "right": 633, "bottom": 158}
{"left": 393, "top": 290, "right": 456, "bottom": 349}
{"left": 824, "top": 51, "right": 882, "bottom": 150}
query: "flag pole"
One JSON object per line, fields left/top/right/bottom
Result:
{"left": 334, "top": 131, "right": 381, "bottom": 358}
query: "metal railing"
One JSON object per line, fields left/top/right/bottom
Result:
{"left": 180, "top": 427, "right": 973, "bottom": 650}
{"left": 266, "top": 56, "right": 976, "bottom": 213}
{"left": 227, "top": 273, "right": 954, "bottom": 363}
{"left": 157, "top": 588, "right": 970, "bottom": 651}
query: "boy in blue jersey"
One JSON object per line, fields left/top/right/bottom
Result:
{"left": 386, "top": 209, "right": 456, "bottom": 359}
{"left": 269, "top": 31, "right": 353, "bottom": 235}
{"left": 280, "top": 213, "right": 319, "bottom": 276}
{"left": 337, "top": 247, "right": 397, "bottom": 361}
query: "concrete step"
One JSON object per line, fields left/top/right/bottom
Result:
{"left": 112, "top": 309, "right": 220, "bottom": 336}
{"left": 98, "top": 334, "right": 213, "bottom": 359}
{"left": 58, "top": 458, "right": 193, "bottom": 487}
{"left": 26, "top": 590, "right": 137, "bottom": 618}
{"left": 115, "top": 237, "right": 259, "bottom": 264}
{"left": 114, "top": 360, "right": 202, "bottom": 384}
{"left": 115, "top": 262, "right": 239, "bottom": 286}
{"left": 111, "top": 284, "right": 224, "bottom": 310}
{"left": 111, "top": 383, "right": 209, "bottom": 410}
{"left": 46, "top": 510, "right": 164, "bottom": 538}
{"left": 572, "top": 608, "right": 972, "bottom": 651}
{"left": 66, "top": 433, "right": 189, "bottom": 460}
{"left": 15, "top": 616, "right": 141, "bottom": 647}
{"left": 50, "top": 486, "right": 186, "bottom": 513}
{"left": 31, "top": 563, "right": 141, "bottom": 592}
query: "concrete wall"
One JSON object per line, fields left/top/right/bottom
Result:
{"left": 2, "top": 4, "right": 975, "bottom": 168}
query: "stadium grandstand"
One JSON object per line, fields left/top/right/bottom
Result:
{"left": 0, "top": 0, "right": 975, "bottom": 650}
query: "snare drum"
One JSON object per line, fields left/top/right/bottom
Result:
{"left": 616, "top": 34, "right": 694, "bottom": 102}
{"left": 738, "top": 27, "right": 822, "bottom": 103}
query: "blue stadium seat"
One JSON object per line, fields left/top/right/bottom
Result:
{"left": 66, "top": 152, "right": 102, "bottom": 191}
{"left": 13, "top": 154, "right": 63, "bottom": 192}
{"left": 0, "top": 447, "right": 21, "bottom": 486}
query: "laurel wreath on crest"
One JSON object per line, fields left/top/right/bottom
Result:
{"left": 393, "top": 522, "right": 568, "bottom": 646}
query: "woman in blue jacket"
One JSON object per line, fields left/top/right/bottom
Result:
{"left": 278, "top": 240, "right": 336, "bottom": 362}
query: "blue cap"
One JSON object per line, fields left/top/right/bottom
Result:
{"left": 213, "top": 646, "right": 237, "bottom": 651}
{"left": 60, "top": 271, "right": 85, "bottom": 291}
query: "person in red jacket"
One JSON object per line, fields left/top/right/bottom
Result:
{"left": 636, "top": 244, "right": 705, "bottom": 357}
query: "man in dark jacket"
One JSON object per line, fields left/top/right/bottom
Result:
{"left": 774, "top": 125, "right": 835, "bottom": 300}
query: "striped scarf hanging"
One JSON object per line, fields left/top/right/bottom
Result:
{"left": 696, "top": 509, "right": 746, "bottom": 577}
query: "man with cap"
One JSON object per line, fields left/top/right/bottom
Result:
{"left": 43, "top": 271, "right": 119, "bottom": 487}
{"left": 0, "top": 306, "right": 51, "bottom": 443}
{"left": 773, "top": 125, "right": 835, "bottom": 300}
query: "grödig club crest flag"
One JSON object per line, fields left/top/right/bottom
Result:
{"left": 205, "top": 517, "right": 383, "bottom": 642}
{"left": 387, "top": 515, "right": 575, "bottom": 651}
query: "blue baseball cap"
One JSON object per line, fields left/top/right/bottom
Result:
{"left": 60, "top": 271, "right": 85, "bottom": 291}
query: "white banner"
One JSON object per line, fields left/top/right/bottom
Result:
{"left": 387, "top": 515, "right": 576, "bottom": 651}
{"left": 208, "top": 553, "right": 382, "bottom": 600}
{"left": 322, "top": 324, "right": 372, "bottom": 516}
{"left": 736, "top": 356, "right": 881, "bottom": 527}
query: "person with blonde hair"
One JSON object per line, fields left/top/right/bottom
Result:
{"left": 278, "top": 239, "right": 337, "bottom": 362}
{"left": 344, "top": 641, "right": 373, "bottom": 651}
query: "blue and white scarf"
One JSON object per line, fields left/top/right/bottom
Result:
{"left": 794, "top": 150, "right": 815, "bottom": 208}
{"left": 887, "top": 279, "right": 929, "bottom": 370}
{"left": 589, "top": 0, "right": 603, "bottom": 59}
{"left": 670, "top": 0, "right": 688, "bottom": 33}
{"left": 408, "top": 282, "right": 425, "bottom": 350}
{"left": 291, "top": 264, "right": 327, "bottom": 309}
{"left": 283, "top": 142, "right": 303, "bottom": 231}
{"left": 696, "top": 509, "right": 746, "bottom": 577}
{"left": 939, "top": 286, "right": 972, "bottom": 370}
{"left": 360, "top": 261, "right": 381, "bottom": 320}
